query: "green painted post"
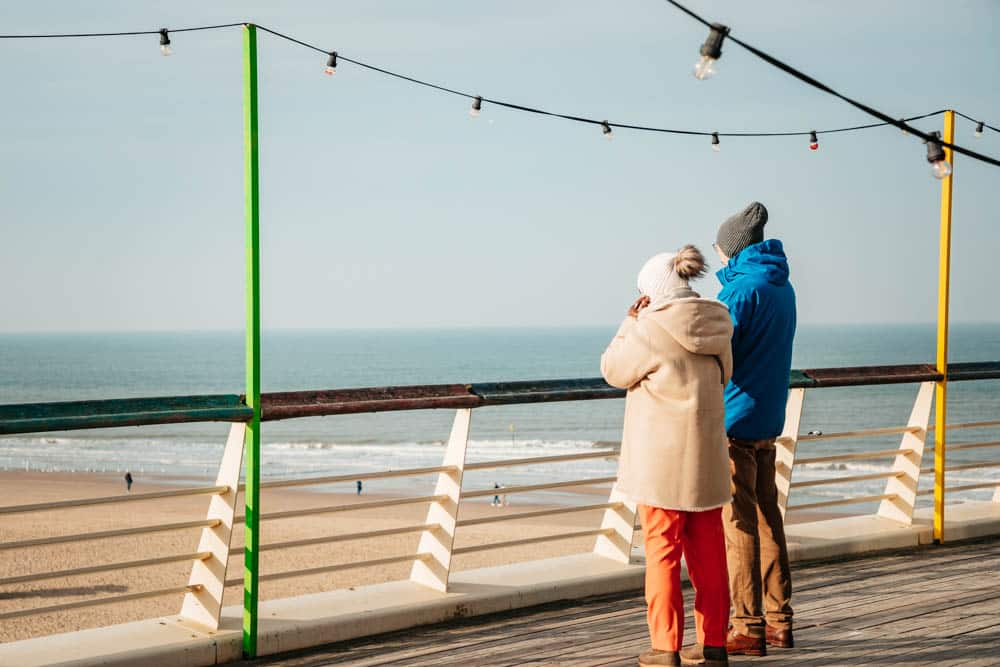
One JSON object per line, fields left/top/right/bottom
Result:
{"left": 241, "top": 22, "right": 262, "bottom": 659}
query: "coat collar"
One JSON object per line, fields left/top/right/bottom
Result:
{"left": 644, "top": 287, "right": 700, "bottom": 313}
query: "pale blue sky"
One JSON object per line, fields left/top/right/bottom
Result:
{"left": 1, "top": 0, "right": 997, "bottom": 332}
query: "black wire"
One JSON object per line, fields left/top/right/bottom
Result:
{"left": 254, "top": 23, "right": 950, "bottom": 138}
{"left": 954, "top": 110, "right": 1000, "bottom": 134}
{"left": 0, "top": 29, "right": 158, "bottom": 38}
{"left": 171, "top": 23, "right": 247, "bottom": 34}
{"left": 0, "top": 18, "right": 992, "bottom": 150}
{"left": 255, "top": 24, "right": 481, "bottom": 100}
{"left": 662, "top": 0, "right": 713, "bottom": 28}
{"left": 256, "top": 22, "right": 703, "bottom": 132}
{"left": 715, "top": 110, "right": 946, "bottom": 138}
{"left": 339, "top": 56, "right": 476, "bottom": 99}
{"left": 662, "top": 0, "right": 1000, "bottom": 168}
{"left": 0, "top": 23, "right": 245, "bottom": 38}
{"left": 253, "top": 25, "right": 325, "bottom": 55}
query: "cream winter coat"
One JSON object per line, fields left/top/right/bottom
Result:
{"left": 601, "top": 297, "right": 734, "bottom": 511}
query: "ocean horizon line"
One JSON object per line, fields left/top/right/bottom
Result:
{"left": 1, "top": 320, "right": 997, "bottom": 336}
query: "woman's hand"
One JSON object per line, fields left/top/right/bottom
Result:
{"left": 628, "top": 295, "right": 650, "bottom": 318}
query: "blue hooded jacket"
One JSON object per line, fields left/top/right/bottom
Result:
{"left": 716, "top": 239, "right": 796, "bottom": 440}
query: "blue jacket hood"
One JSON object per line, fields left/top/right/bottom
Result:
{"left": 717, "top": 239, "right": 790, "bottom": 288}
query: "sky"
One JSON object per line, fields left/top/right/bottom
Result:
{"left": 0, "top": 0, "right": 998, "bottom": 332}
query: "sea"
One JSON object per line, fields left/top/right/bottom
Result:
{"left": 0, "top": 324, "right": 998, "bottom": 510}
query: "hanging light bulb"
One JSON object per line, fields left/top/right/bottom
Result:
{"left": 930, "top": 160, "right": 953, "bottom": 179}
{"left": 809, "top": 131, "right": 819, "bottom": 151}
{"left": 975, "top": 121, "right": 985, "bottom": 138}
{"left": 926, "top": 131, "right": 952, "bottom": 179}
{"left": 324, "top": 52, "right": 337, "bottom": 76}
{"left": 159, "top": 29, "right": 172, "bottom": 56}
{"left": 711, "top": 132, "right": 720, "bottom": 152}
{"left": 601, "top": 121, "right": 614, "bottom": 140}
{"left": 693, "top": 23, "right": 729, "bottom": 80}
{"left": 470, "top": 96, "right": 482, "bottom": 117}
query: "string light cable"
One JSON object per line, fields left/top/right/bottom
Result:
{"left": 0, "top": 23, "right": 245, "bottom": 39}
{"left": 0, "top": 20, "right": 995, "bottom": 168}
{"left": 954, "top": 111, "right": 999, "bottom": 137}
{"left": 248, "top": 25, "right": 956, "bottom": 148}
{"left": 661, "top": 0, "right": 1000, "bottom": 170}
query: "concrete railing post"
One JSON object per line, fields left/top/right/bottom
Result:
{"left": 878, "top": 382, "right": 935, "bottom": 525}
{"left": 179, "top": 423, "right": 246, "bottom": 630}
{"left": 410, "top": 408, "right": 471, "bottom": 592}
{"left": 776, "top": 388, "right": 806, "bottom": 519}
{"left": 593, "top": 488, "right": 637, "bottom": 564}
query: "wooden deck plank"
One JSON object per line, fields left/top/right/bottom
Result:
{"left": 240, "top": 536, "right": 1000, "bottom": 667}
{"left": 255, "top": 598, "right": 645, "bottom": 667}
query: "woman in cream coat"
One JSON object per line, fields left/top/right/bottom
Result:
{"left": 601, "top": 246, "right": 733, "bottom": 667}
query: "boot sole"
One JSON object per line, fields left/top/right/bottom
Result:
{"left": 679, "top": 660, "right": 728, "bottom": 667}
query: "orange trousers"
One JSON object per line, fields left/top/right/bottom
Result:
{"left": 639, "top": 505, "right": 730, "bottom": 651}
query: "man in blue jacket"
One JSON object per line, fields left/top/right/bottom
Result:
{"left": 713, "top": 202, "right": 796, "bottom": 658}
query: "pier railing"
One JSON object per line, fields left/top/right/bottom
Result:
{"left": 0, "top": 361, "right": 998, "bottom": 640}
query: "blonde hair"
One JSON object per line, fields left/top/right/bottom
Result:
{"left": 672, "top": 244, "right": 707, "bottom": 280}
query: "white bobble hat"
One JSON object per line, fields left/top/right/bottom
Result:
{"left": 637, "top": 252, "right": 688, "bottom": 299}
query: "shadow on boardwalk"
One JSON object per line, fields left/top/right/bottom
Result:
{"left": 239, "top": 536, "right": 1000, "bottom": 667}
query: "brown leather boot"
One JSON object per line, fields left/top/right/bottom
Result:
{"left": 766, "top": 624, "right": 794, "bottom": 648}
{"left": 679, "top": 644, "right": 728, "bottom": 666}
{"left": 638, "top": 649, "right": 681, "bottom": 666}
{"left": 725, "top": 629, "right": 766, "bottom": 656}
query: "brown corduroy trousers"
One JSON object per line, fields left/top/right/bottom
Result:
{"left": 722, "top": 437, "right": 794, "bottom": 636}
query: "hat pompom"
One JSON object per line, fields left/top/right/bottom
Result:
{"left": 673, "top": 245, "right": 707, "bottom": 280}
{"left": 637, "top": 246, "right": 707, "bottom": 299}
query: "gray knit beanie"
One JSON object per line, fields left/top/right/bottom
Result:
{"left": 715, "top": 201, "right": 768, "bottom": 258}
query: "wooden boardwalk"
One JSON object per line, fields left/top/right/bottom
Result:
{"left": 241, "top": 537, "right": 1000, "bottom": 667}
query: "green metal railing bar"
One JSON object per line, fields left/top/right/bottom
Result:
{"left": 0, "top": 395, "right": 251, "bottom": 435}
{"left": 242, "top": 22, "right": 262, "bottom": 659}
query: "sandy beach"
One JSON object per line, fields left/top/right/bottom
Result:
{"left": 0, "top": 471, "right": 618, "bottom": 643}
{"left": 0, "top": 471, "right": 837, "bottom": 644}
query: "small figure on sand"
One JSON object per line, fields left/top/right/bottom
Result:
{"left": 124, "top": 471, "right": 133, "bottom": 493}
{"left": 491, "top": 482, "right": 508, "bottom": 508}
{"left": 356, "top": 480, "right": 363, "bottom": 496}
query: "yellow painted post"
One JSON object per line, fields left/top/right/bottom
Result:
{"left": 933, "top": 110, "right": 955, "bottom": 543}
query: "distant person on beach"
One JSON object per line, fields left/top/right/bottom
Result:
{"left": 601, "top": 246, "right": 734, "bottom": 667}
{"left": 492, "top": 482, "right": 502, "bottom": 508}
{"left": 356, "top": 480, "right": 363, "bottom": 496}
{"left": 124, "top": 471, "right": 133, "bottom": 493}
{"left": 713, "top": 202, "right": 797, "bottom": 657}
